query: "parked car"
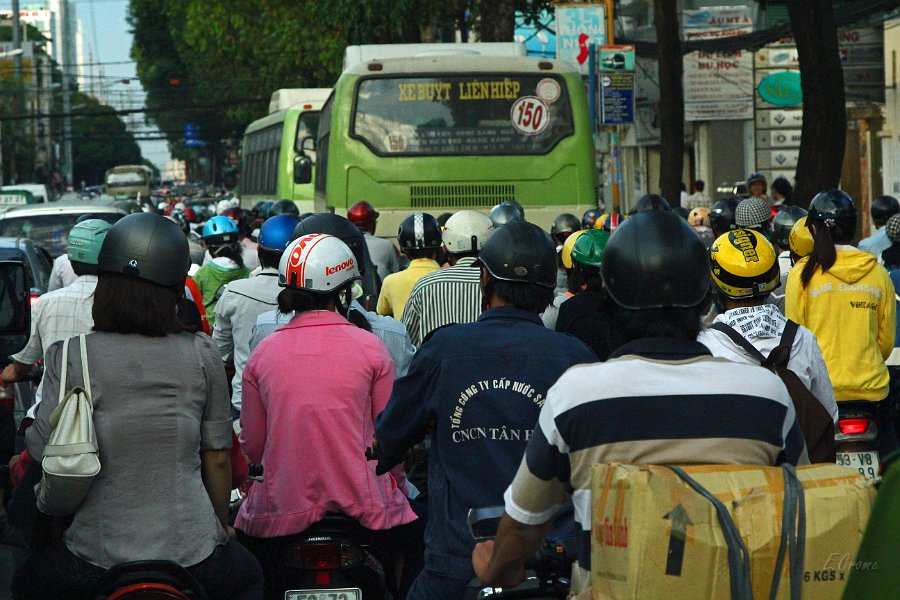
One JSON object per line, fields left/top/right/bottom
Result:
{"left": 0, "top": 200, "right": 130, "bottom": 258}
{"left": 0, "top": 183, "right": 52, "bottom": 204}
{"left": 0, "top": 237, "right": 52, "bottom": 431}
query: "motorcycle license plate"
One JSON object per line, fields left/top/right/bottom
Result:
{"left": 836, "top": 451, "right": 880, "bottom": 479}
{"left": 285, "top": 589, "right": 361, "bottom": 600}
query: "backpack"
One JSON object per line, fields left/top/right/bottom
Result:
{"left": 710, "top": 320, "right": 837, "bottom": 463}
{"left": 35, "top": 334, "right": 101, "bottom": 516}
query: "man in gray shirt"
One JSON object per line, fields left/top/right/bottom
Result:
{"left": 348, "top": 201, "right": 400, "bottom": 281}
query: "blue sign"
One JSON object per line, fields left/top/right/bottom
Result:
{"left": 184, "top": 122, "right": 207, "bottom": 148}
{"left": 600, "top": 72, "right": 635, "bottom": 125}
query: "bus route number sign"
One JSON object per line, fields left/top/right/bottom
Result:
{"left": 510, "top": 96, "right": 550, "bottom": 136}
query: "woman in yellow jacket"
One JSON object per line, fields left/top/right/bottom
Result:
{"left": 785, "top": 190, "right": 897, "bottom": 453}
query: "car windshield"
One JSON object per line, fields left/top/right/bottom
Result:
{"left": 0, "top": 212, "right": 123, "bottom": 258}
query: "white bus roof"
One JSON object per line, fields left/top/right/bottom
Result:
{"left": 343, "top": 55, "right": 577, "bottom": 77}
{"left": 343, "top": 42, "right": 527, "bottom": 72}
{"left": 268, "top": 88, "right": 332, "bottom": 114}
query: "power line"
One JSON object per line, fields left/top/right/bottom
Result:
{"left": 0, "top": 96, "right": 268, "bottom": 121}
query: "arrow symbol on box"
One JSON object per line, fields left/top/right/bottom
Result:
{"left": 775, "top": 154, "right": 788, "bottom": 165}
{"left": 664, "top": 504, "right": 692, "bottom": 576}
{"left": 774, "top": 114, "right": 785, "bottom": 124}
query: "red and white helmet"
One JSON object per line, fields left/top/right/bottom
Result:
{"left": 279, "top": 233, "right": 361, "bottom": 292}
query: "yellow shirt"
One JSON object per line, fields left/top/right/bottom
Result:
{"left": 785, "top": 247, "right": 896, "bottom": 402}
{"left": 376, "top": 258, "right": 441, "bottom": 320}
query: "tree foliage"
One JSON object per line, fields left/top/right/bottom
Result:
{"left": 128, "top": 0, "right": 553, "bottom": 161}
{"left": 69, "top": 92, "right": 143, "bottom": 186}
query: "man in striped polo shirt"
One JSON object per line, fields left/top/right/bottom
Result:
{"left": 402, "top": 210, "right": 495, "bottom": 346}
{"left": 472, "top": 211, "right": 808, "bottom": 595}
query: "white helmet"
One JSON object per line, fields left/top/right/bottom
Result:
{"left": 279, "top": 233, "right": 361, "bottom": 292}
{"left": 442, "top": 210, "right": 495, "bottom": 254}
{"left": 216, "top": 198, "right": 238, "bottom": 215}
{"left": 174, "top": 201, "right": 186, "bottom": 210}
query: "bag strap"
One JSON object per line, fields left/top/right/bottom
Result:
{"left": 670, "top": 466, "right": 753, "bottom": 600}
{"left": 769, "top": 464, "right": 804, "bottom": 600}
{"left": 58, "top": 337, "right": 71, "bottom": 405}
{"left": 78, "top": 334, "right": 91, "bottom": 397}
{"left": 709, "top": 322, "right": 768, "bottom": 364}
{"left": 766, "top": 321, "right": 800, "bottom": 369}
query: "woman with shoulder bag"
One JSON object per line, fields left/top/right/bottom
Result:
{"left": 13, "top": 213, "right": 263, "bottom": 600}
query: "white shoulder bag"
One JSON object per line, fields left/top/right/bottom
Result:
{"left": 35, "top": 334, "right": 101, "bottom": 516}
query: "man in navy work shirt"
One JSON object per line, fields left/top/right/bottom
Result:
{"left": 472, "top": 211, "right": 809, "bottom": 596}
{"left": 375, "top": 221, "right": 597, "bottom": 600}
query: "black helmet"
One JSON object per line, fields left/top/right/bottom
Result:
{"left": 871, "top": 195, "right": 900, "bottom": 224}
{"left": 550, "top": 213, "right": 581, "bottom": 237}
{"left": 490, "top": 203, "right": 524, "bottom": 228}
{"left": 582, "top": 209, "right": 602, "bottom": 229}
{"left": 709, "top": 197, "right": 741, "bottom": 233}
{"left": 475, "top": 221, "right": 556, "bottom": 289}
{"left": 601, "top": 211, "right": 710, "bottom": 310}
{"left": 631, "top": 194, "right": 671, "bottom": 215}
{"left": 293, "top": 213, "right": 367, "bottom": 273}
{"left": 808, "top": 190, "right": 856, "bottom": 241}
{"left": 397, "top": 213, "right": 442, "bottom": 250}
{"left": 772, "top": 205, "right": 808, "bottom": 250}
{"left": 270, "top": 199, "right": 300, "bottom": 216}
{"left": 98, "top": 213, "right": 190, "bottom": 287}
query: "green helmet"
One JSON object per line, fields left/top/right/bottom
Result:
{"left": 570, "top": 229, "right": 610, "bottom": 268}
{"left": 67, "top": 219, "right": 112, "bottom": 266}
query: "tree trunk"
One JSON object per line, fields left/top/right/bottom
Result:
{"left": 479, "top": 0, "right": 516, "bottom": 42}
{"left": 786, "top": 0, "right": 846, "bottom": 206}
{"left": 653, "top": 0, "right": 684, "bottom": 206}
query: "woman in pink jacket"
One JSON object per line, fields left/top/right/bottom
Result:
{"left": 235, "top": 233, "right": 421, "bottom": 597}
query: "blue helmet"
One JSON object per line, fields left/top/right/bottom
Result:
{"left": 258, "top": 214, "right": 301, "bottom": 252}
{"left": 201, "top": 215, "right": 239, "bottom": 244}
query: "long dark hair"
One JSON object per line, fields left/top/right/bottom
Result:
{"left": 800, "top": 219, "right": 850, "bottom": 288}
{"left": 208, "top": 242, "right": 245, "bottom": 269}
{"left": 93, "top": 273, "right": 188, "bottom": 336}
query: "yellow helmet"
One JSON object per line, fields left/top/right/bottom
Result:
{"left": 561, "top": 229, "right": 586, "bottom": 269}
{"left": 593, "top": 213, "right": 610, "bottom": 230}
{"left": 789, "top": 216, "right": 814, "bottom": 258}
{"left": 709, "top": 228, "right": 780, "bottom": 299}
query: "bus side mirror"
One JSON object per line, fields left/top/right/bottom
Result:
{"left": 294, "top": 156, "right": 312, "bottom": 185}
{"left": 0, "top": 260, "right": 31, "bottom": 356}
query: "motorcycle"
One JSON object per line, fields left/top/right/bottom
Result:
{"left": 241, "top": 465, "right": 393, "bottom": 600}
{"left": 93, "top": 560, "right": 209, "bottom": 599}
{"left": 463, "top": 507, "right": 574, "bottom": 600}
{"left": 835, "top": 401, "right": 884, "bottom": 480}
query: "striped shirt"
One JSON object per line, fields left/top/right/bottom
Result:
{"left": 402, "top": 256, "right": 482, "bottom": 346}
{"left": 504, "top": 337, "right": 808, "bottom": 594}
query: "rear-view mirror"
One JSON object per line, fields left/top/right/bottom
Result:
{"left": 0, "top": 261, "right": 31, "bottom": 356}
{"left": 294, "top": 156, "right": 313, "bottom": 185}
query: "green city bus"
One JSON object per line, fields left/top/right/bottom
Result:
{"left": 240, "top": 88, "right": 331, "bottom": 212}
{"left": 303, "top": 55, "right": 596, "bottom": 235}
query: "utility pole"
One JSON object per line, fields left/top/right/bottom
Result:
{"left": 61, "top": 0, "right": 74, "bottom": 190}
{"left": 11, "top": 0, "right": 22, "bottom": 184}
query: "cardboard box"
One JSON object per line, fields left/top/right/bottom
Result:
{"left": 591, "top": 463, "right": 875, "bottom": 600}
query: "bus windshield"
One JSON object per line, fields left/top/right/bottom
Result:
{"left": 352, "top": 74, "right": 573, "bottom": 156}
{"left": 106, "top": 172, "right": 147, "bottom": 185}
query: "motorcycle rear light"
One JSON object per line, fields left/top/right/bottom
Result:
{"left": 315, "top": 571, "right": 330, "bottom": 586}
{"left": 30, "top": 294, "right": 39, "bottom": 305}
{"left": 839, "top": 418, "right": 871, "bottom": 435}
{"left": 297, "top": 542, "right": 342, "bottom": 570}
